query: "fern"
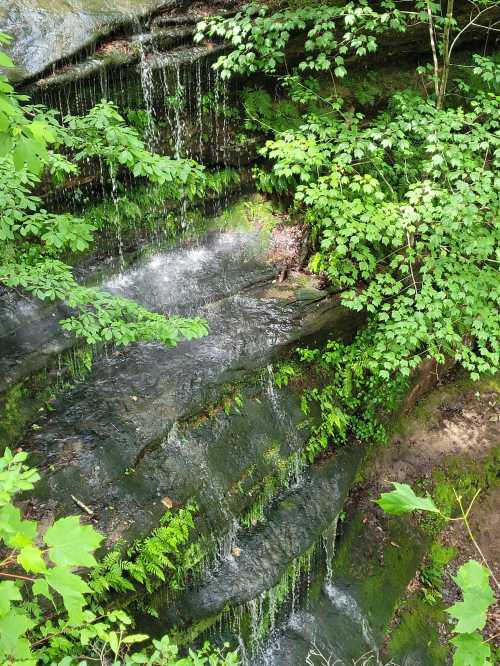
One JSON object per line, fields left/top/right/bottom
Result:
{"left": 90, "top": 503, "right": 198, "bottom": 597}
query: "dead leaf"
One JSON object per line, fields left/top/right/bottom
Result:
{"left": 232, "top": 546, "right": 241, "bottom": 557}
{"left": 161, "top": 496, "right": 173, "bottom": 509}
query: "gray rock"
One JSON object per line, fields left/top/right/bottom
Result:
{"left": 0, "top": 0, "right": 173, "bottom": 82}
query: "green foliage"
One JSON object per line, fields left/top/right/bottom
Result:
{"left": 0, "top": 448, "right": 238, "bottom": 664}
{"left": 448, "top": 561, "right": 495, "bottom": 635}
{"left": 0, "top": 259, "right": 208, "bottom": 346}
{"left": 0, "top": 43, "right": 209, "bottom": 350}
{"left": 377, "top": 482, "right": 439, "bottom": 515}
{"left": 296, "top": 339, "right": 407, "bottom": 461}
{"left": 195, "top": 1, "right": 406, "bottom": 80}
{"left": 62, "top": 101, "right": 205, "bottom": 198}
{"left": 0, "top": 33, "right": 57, "bottom": 174}
{"left": 420, "top": 542, "right": 456, "bottom": 605}
{"left": 198, "top": 3, "right": 500, "bottom": 381}
{"left": 377, "top": 482, "right": 497, "bottom": 665}
{"left": 0, "top": 448, "right": 102, "bottom": 661}
{"left": 273, "top": 361, "right": 299, "bottom": 388}
{"left": 259, "top": 86, "right": 500, "bottom": 381}
{"left": 90, "top": 503, "right": 199, "bottom": 597}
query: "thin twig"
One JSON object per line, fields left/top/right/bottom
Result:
{"left": 0, "top": 571, "right": 35, "bottom": 582}
{"left": 71, "top": 494, "right": 95, "bottom": 516}
{"left": 426, "top": 0, "right": 440, "bottom": 100}
{"left": 454, "top": 488, "right": 500, "bottom": 589}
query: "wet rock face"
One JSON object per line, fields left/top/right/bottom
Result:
{"left": 252, "top": 511, "right": 427, "bottom": 666}
{"left": 1, "top": 0, "right": 175, "bottom": 82}
{"left": 14, "top": 220, "right": 360, "bottom": 546}
{"left": 159, "top": 448, "right": 361, "bottom": 629}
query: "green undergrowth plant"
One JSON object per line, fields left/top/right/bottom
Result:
{"left": 197, "top": 0, "right": 500, "bottom": 390}
{"left": 90, "top": 503, "right": 200, "bottom": 601}
{"left": 295, "top": 339, "right": 408, "bottom": 462}
{"left": 0, "top": 448, "right": 239, "bottom": 664}
{"left": 239, "top": 448, "right": 303, "bottom": 529}
{"left": 378, "top": 482, "right": 498, "bottom": 665}
{"left": 419, "top": 542, "right": 457, "bottom": 606}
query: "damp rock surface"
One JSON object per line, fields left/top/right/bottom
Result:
{"left": 18, "top": 220, "right": 359, "bottom": 545}
{"left": 160, "top": 447, "right": 361, "bottom": 629}
{"left": 252, "top": 509, "right": 427, "bottom": 666}
{"left": 1, "top": 0, "right": 178, "bottom": 82}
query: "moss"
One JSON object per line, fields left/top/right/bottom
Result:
{"left": 0, "top": 382, "right": 31, "bottom": 451}
{"left": 387, "top": 596, "right": 448, "bottom": 665}
{"left": 66, "top": 167, "right": 244, "bottom": 264}
{"left": 419, "top": 445, "right": 500, "bottom": 537}
{"left": 0, "top": 346, "right": 94, "bottom": 453}
{"left": 332, "top": 511, "right": 429, "bottom": 639}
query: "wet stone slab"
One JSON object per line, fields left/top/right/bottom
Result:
{"left": 251, "top": 511, "right": 427, "bottom": 666}
{"left": 1, "top": 0, "right": 178, "bottom": 82}
{"left": 156, "top": 448, "right": 362, "bottom": 630}
{"left": 17, "top": 225, "right": 359, "bottom": 545}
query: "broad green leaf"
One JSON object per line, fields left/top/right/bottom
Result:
{"left": 376, "top": 482, "right": 440, "bottom": 515}
{"left": 0, "top": 52, "right": 13, "bottom": 68}
{"left": 44, "top": 515, "right": 102, "bottom": 568}
{"left": 0, "top": 504, "right": 37, "bottom": 548}
{"left": 451, "top": 632, "right": 491, "bottom": 666}
{"left": 44, "top": 566, "right": 91, "bottom": 624}
{"left": 0, "top": 609, "right": 33, "bottom": 659}
{"left": 0, "top": 580, "right": 22, "bottom": 617}
{"left": 108, "top": 631, "right": 119, "bottom": 655}
{"left": 17, "top": 544, "right": 46, "bottom": 573}
{"left": 12, "top": 137, "right": 30, "bottom": 170}
{"left": 123, "top": 634, "right": 150, "bottom": 644}
{"left": 453, "top": 560, "right": 492, "bottom": 596}
{"left": 32, "top": 577, "right": 53, "bottom": 603}
{"left": 447, "top": 561, "right": 494, "bottom": 633}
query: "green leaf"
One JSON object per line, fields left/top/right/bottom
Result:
{"left": 0, "top": 504, "right": 37, "bottom": 548}
{"left": 44, "top": 515, "right": 102, "bottom": 568}
{"left": 451, "top": 633, "right": 491, "bottom": 666}
{"left": 0, "top": 52, "right": 13, "bottom": 68}
{"left": 447, "top": 561, "right": 495, "bottom": 633}
{"left": 32, "top": 577, "right": 53, "bottom": 603}
{"left": 123, "top": 634, "right": 149, "bottom": 644}
{"left": 376, "top": 482, "right": 440, "bottom": 515}
{"left": 108, "top": 630, "right": 119, "bottom": 655}
{"left": 44, "top": 566, "right": 91, "bottom": 624}
{"left": 12, "top": 137, "right": 30, "bottom": 170}
{"left": 17, "top": 544, "right": 46, "bottom": 573}
{"left": 0, "top": 581, "right": 22, "bottom": 617}
{"left": 0, "top": 610, "right": 33, "bottom": 660}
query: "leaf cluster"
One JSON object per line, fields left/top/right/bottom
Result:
{"left": 0, "top": 450, "right": 238, "bottom": 665}
{"left": 195, "top": 1, "right": 406, "bottom": 80}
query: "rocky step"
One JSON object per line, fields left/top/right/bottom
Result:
{"left": 150, "top": 447, "right": 361, "bottom": 635}
{"left": 2, "top": 0, "right": 235, "bottom": 84}
{"left": 18, "top": 221, "right": 360, "bottom": 546}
